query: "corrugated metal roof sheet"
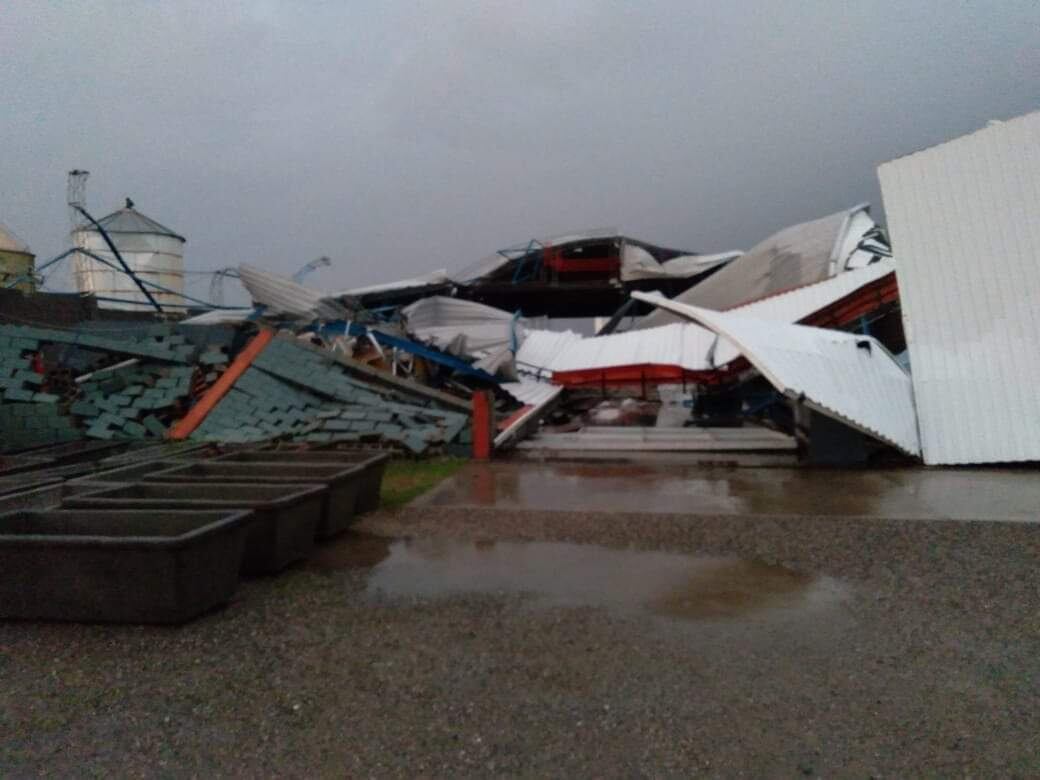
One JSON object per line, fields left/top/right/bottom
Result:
{"left": 514, "top": 329, "right": 585, "bottom": 379}
{"left": 513, "top": 258, "right": 897, "bottom": 381}
{"left": 335, "top": 270, "right": 451, "bottom": 297}
{"left": 878, "top": 110, "right": 1040, "bottom": 465}
{"left": 500, "top": 379, "right": 563, "bottom": 407}
{"left": 238, "top": 264, "right": 348, "bottom": 320}
{"left": 712, "top": 258, "right": 896, "bottom": 363}
{"left": 633, "top": 292, "right": 921, "bottom": 456}
{"left": 402, "top": 296, "right": 521, "bottom": 358}
{"left": 83, "top": 204, "right": 185, "bottom": 241}
{"left": 638, "top": 205, "right": 880, "bottom": 325}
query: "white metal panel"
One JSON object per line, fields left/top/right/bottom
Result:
{"left": 500, "top": 379, "right": 563, "bottom": 407}
{"left": 238, "top": 264, "right": 348, "bottom": 320}
{"left": 402, "top": 296, "right": 521, "bottom": 358}
{"left": 620, "top": 246, "right": 740, "bottom": 281}
{"left": 878, "top": 110, "right": 1040, "bottom": 465}
{"left": 514, "top": 329, "right": 585, "bottom": 379}
{"left": 712, "top": 259, "right": 896, "bottom": 363}
{"left": 548, "top": 323, "right": 721, "bottom": 374}
{"left": 632, "top": 292, "right": 921, "bottom": 456}
{"left": 335, "top": 270, "right": 451, "bottom": 297}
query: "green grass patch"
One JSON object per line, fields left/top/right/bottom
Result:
{"left": 379, "top": 456, "right": 466, "bottom": 510}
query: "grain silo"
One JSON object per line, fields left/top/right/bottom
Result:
{"left": 72, "top": 198, "right": 185, "bottom": 310}
{"left": 0, "top": 222, "right": 36, "bottom": 293}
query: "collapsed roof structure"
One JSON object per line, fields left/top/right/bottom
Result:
{"left": 7, "top": 110, "right": 1037, "bottom": 468}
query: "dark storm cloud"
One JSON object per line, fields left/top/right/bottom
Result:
{"left": 2, "top": 1, "right": 1038, "bottom": 300}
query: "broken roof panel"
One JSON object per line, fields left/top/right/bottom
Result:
{"left": 639, "top": 204, "right": 884, "bottom": 325}
{"left": 334, "top": 270, "right": 452, "bottom": 297}
{"left": 633, "top": 292, "right": 920, "bottom": 457}
{"left": 878, "top": 110, "right": 1040, "bottom": 465}
{"left": 238, "top": 264, "right": 348, "bottom": 321}
{"left": 402, "top": 296, "right": 523, "bottom": 358}
{"left": 620, "top": 247, "right": 741, "bottom": 281}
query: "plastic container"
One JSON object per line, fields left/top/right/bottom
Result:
{"left": 147, "top": 461, "right": 366, "bottom": 539}
{"left": 70, "top": 459, "right": 187, "bottom": 484}
{"left": 0, "top": 509, "right": 251, "bottom": 623}
{"left": 214, "top": 450, "right": 389, "bottom": 513}
{"left": 0, "top": 455, "right": 55, "bottom": 477}
{"left": 0, "top": 481, "right": 127, "bottom": 514}
{"left": 65, "top": 482, "right": 324, "bottom": 574}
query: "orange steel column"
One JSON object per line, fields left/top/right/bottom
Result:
{"left": 167, "top": 328, "right": 274, "bottom": 440}
{"left": 471, "top": 390, "right": 494, "bottom": 460}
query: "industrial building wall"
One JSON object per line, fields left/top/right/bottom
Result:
{"left": 878, "top": 111, "right": 1040, "bottom": 465}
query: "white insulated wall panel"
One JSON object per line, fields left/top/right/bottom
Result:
{"left": 878, "top": 111, "right": 1040, "bottom": 465}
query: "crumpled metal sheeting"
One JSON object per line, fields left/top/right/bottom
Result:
{"left": 402, "top": 296, "right": 524, "bottom": 359}
{"left": 334, "top": 270, "right": 452, "bottom": 298}
{"left": 639, "top": 205, "right": 881, "bottom": 326}
{"left": 238, "top": 264, "right": 349, "bottom": 321}
{"left": 633, "top": 292, "right": 920, "bottom": 457}
{"left": 513, "top": 329, "right": 585, "bottom": 379}
{"left": 549, "top": 323, "right": 720, "bottom": 375}
{"left": 619, "top": 247, "right": 741, "bottom": 281}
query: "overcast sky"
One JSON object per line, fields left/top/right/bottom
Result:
{"left": 3, "top": 1, "right": 1038, "bottom": 299}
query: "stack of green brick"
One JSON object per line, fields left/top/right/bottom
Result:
{"left": 74, "top": 363, "right": 196, "bottom": 440}
{"left": 0, "top": 331, "right": 54, "bottom": 403}
{"left": 191, "top": 366, "right": 325, "bottom": 443}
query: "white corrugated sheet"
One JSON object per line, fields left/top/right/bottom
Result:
{"left": 238, "top": 264, "right": 348, "bottom": 320}
{"left": 549, "top": 323, "right": 722, "bottom": 374}
{"left": 402, "top": 296, "right": 522, "bottom": 358}
{"left": 878, "top": 110, "right": 1040, "bottom": 465}
{"left": 632, "top": 292, "right": 921, "bottom": 456}
{"left": 712, "top": 258, "right": 896, "bottom": 364}
{"left": 500, "top": 379, "right": 564, "bottom": 407}
{"left": 514, "top": 259, "right": 896, "bottom": 380}
{"left": 514, "top": 329, "right": 585, "bottom": 378}
{"left": 619, "top": 245, "right": 740, "bottom": 281}
{"left": 334, "top": 270, "right": 451, "bottom": 297}
{"left": 181, "top": 308, "right": 252, "bottom": 325}
{"left": 637, "top": 204, "right": 884, "bottom": 327}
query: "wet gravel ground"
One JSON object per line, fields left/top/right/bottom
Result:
{"left": 2, "top": 506, "right": 1039, "bottom": 777}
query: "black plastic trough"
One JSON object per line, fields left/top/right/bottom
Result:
{"left": 0, "top": 509, "right": 251, "bottom": 624}
{"left": 65, "top": 482, "right": 324, "bottom": 574}
{"left": 0, "top": 481, "right": 125, "bottom": 514}
{"left": 215, "top": 450, "right": 389, "bottom": 513}
{"left": 71, "top": 459, "right": 186, "bottom": 484}
{"left": 147, "top": 461, "right": 366, "bottom": 539}
{"left": 0, "top": 455, "right": 55, "bottom": 477}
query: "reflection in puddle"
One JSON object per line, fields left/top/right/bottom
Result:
{"left": 342, "top": 537, "right": 846, "bottom": 622}
{"left": 308, "top": 531, "right": 393, "bottom": 570}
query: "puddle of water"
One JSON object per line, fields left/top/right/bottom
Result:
{"left": 327, "top": 536, "right": 846, "bottom": 622}
{"left": 308, "top": 531, "right": 393, "bottom": 570}
{"left": 420, "top": 462, "right": 1040, "bottom": 520}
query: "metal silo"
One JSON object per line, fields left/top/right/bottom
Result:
{"left": 72, "top": 198, "right": 186, "bottom": 310}
{"left": 0, "top": 222, "right": 35, "bottom": 292}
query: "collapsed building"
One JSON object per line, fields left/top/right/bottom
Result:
{"left": 3, "top": 109, "right": 1037, "bottom": 469}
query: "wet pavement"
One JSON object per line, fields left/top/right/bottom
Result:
{"left": 416, "top": 461, "right": 1040, "bottom": 520}
{"left": 311, "top": 534, "right": 847, "bottom": 622}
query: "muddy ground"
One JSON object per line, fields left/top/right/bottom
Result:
{"left": 2, "top": 503, "right": 1039, "bottom": 777}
